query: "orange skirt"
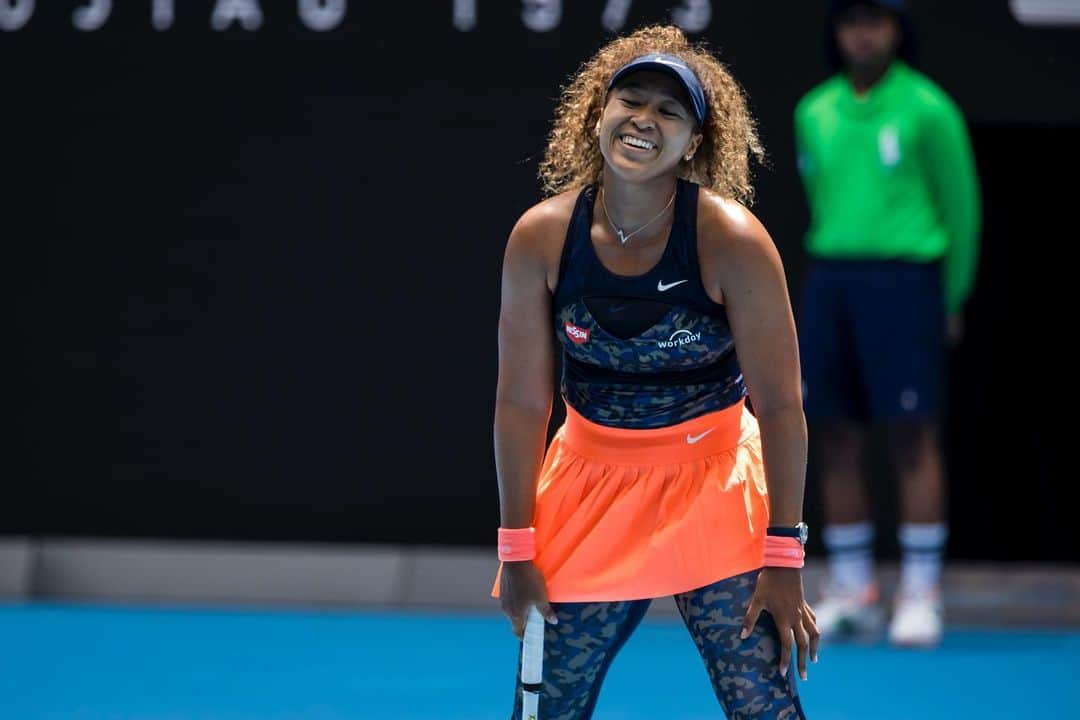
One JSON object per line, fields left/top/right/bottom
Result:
{"left": 491, "top": 398, "right": 770, "bottom": 602}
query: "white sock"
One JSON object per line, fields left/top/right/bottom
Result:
{"left": 823, "top": 522, "right": 875, "bottom": 593}
{"left": 898, "top": 523, "right": 948, "bottom": 596}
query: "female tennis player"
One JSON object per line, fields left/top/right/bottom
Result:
{"left": 493, "top": 25, "right": 818, "bottom": 720}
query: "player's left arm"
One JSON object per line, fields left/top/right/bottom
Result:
{"left": 705, "top": 198, "right": 806, "bottom": 532}
{"left": 701, "top": 197, "right": 818, "bottom": 679}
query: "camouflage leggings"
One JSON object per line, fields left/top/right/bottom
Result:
{"left": 509, "top": 569, "right": 806, "bottom": 720}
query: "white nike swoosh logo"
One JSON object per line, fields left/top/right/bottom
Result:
{"left": 686, "top": 428, "right": 715, "bottom": 444}
{"left": 657, "top": 279, "right": 688, "bottom": 292}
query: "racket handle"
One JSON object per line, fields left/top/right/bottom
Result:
{"left": 521, "top": 605, "right": 545, "bottom": 718}
{"left": 522, "top": 689, "right": 539, "bottom": 719}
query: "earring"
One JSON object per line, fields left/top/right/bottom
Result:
{"left": 684, "top": 154, "right": 693, "bottom": 162}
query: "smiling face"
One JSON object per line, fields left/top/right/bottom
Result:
{"left": 598, "top": 71, "right": 703, "bottom": 183}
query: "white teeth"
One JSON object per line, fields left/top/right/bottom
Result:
{"left": 621, "top": 135, "right": 656, "bottom": 150}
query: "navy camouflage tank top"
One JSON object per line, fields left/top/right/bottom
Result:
{"left": 553, "top": 178, "right": 747, "bottom": 429}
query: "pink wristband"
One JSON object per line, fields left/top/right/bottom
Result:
{"left": 763, "top": 536, "right": 805, "bottom": 569}
{"left": 497, "top": 527, "right": 536, "bottom": 562}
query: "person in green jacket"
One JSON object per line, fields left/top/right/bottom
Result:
{"left": 794, "top": 0, "right": 980, "bottom": 648}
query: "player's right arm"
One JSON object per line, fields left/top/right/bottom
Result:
{"left": 494, "top": 202, "right": 565, "bottom": 637}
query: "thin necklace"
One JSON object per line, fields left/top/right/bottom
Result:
{"left": 600, "top": 186, "right": 676, "bottom": 246}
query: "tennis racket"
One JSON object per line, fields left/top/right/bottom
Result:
{"left": 521, "top": 605, "right": 545, "bottom": 719}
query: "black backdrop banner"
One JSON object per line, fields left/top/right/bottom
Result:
{"left": 6, "top": 2, "right": 1077, "bottom": 560}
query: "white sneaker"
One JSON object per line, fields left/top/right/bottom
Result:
{"left": 813, "top": 583, "right": 884, "bottom": 641}
{"left": 888, "top": 589, "right": 944, "bottom": 648}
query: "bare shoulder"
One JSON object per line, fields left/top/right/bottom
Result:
{"left": 696, "top": 188, "right": 776, "bottom": 260}
{"left": 509, "top": 190, "right": 578, "bottom": 253}
{"left": 506, "top": 189, "right": 580, "bottom": 289}
{"left": 696, "top": 188, "right": 784, "bottom": 303}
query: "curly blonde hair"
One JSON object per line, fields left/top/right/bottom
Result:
{"left": 539, "top": 25, "right": 764, "bottom": 204}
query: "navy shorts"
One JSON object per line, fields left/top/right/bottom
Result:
{"left": 797, "top": 259, "right": 945, "bottom": 424}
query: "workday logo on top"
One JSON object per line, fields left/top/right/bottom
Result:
{"left": 657, "top": 329, "right": 701, "bottom": 349}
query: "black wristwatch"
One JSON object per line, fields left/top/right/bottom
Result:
{"left": 766, "top": 522, "right": 809, "bottom": 545}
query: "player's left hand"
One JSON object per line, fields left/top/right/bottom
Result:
{"left": 740, "top": 567, "right": 819, "bottom": 681}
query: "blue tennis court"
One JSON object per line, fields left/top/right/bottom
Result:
{"left": 1, "top": 603, "right": 1075, "bottom": 719}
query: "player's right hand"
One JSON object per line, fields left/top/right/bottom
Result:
{"left": 499, "top": 560, "right": 559, "bottom": 638}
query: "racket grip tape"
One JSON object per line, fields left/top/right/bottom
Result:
{"left": 521, "top": 605, "right": 545, "bottom": 718}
